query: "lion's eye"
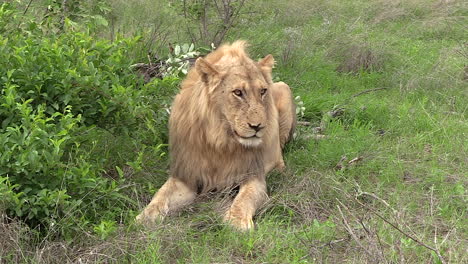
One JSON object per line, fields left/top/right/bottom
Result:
{"left": 260, "top": 88, "right": 267, "bottom": 96}
{"left": 233, "top": 89, "right": 243, "bottom": 97}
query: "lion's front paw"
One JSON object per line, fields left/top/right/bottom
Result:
{"left": 276, "top": 160, "right": 286, "bottom": 172}
{"left": 135, "top": 207, "right": 165, "bottom": 227}
{"left": 224, "top": 210, "right": 254, "bottom": 231}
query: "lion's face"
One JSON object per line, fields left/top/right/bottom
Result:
{"left": 219, "top": 68, "right": 271, "bottom": 148}
{"left": 195, "top": 53, "right": 275, "bottom": 148}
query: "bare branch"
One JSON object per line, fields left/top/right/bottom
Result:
{"left": 182, "top": 0, "right": 197, "bottom": 44}
{"left": 212, "top": 0, "right": 246, "bottom": 46}
{"left": 23, "top": 0, "right": 35, "bottom": 15}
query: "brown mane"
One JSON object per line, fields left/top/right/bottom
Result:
{"left": 170, "top": 41, "right": 274, "bottom": 192}
{"left": 181, "top": 40, "right": 253, "bottom": 90}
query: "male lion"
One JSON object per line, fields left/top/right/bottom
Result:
{"left": 136, "top": 41, "right": 296, "bottom": 230}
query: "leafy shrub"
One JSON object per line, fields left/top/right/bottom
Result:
{"left": 164, "top": 43, "right": 201, "bottom": 77}
{"left": 0, "top": 24, "right": 142, "bottom": 129}
{"left": 0, "top": 3, "right": 178, "bottom": 238}
{"left": 40, "top": 0, "right": 111, "bottom": 32}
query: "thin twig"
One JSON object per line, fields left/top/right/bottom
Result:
{"left": 147, "top": 54, "right": 152, "bottom": 67}
{"left": 358, "top": 191, "right": 397, "bottom": 214}
{"left": 351, "top": 87, "right": 388, "bottom": 99}
{"left": 213, "top": 0, "right": 246, "bottom": 46}
{"left": 59, "top": 0, "right": 69, "bottom": 31}
{"left": 358, "top": 216, "right": 388, "bottom": 264}
{"left": 182, "top": 0, "right": 197, "bottom": 44}
{"left": 355, "top": 199, "right": 446, "bottom": 264}
{"left": 317, "top": 237, "right": 349, "bottom": 248}
{"left": 23, "top": 0, "right": 35, "bottom": 15}
{"left": 294, "top": 231, "right": 314, "bottom": 261}
{"left": 348, "top": 156, "right": 363, "bottom": 165}
{"left": 335, "top": 87, "right": 389, "bottom": 109}
{"left": 441, "top": 225, "right": 457, "bottom": 246}
{"left": 297, "top": 121, "right": 311, "bottom": 126}
{"left": 16, "top": 0, "right": 35, "bottom": 29}
{"left": 374, "top": 229, "right": 388, "bottom": 264}
{"left": 337, "top": 203, "right": 376, "bottom": 261}
{"left": 430, "top": 185, "right": 437, "bottom": 246}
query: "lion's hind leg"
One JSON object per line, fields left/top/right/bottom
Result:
{"left": 136, "top": 177, "right": 196, "bottom": 226}
{"left": 271, "top": 82, "right": 296, "bottom": 148}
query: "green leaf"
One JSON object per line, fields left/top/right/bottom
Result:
{"left": 182, "top": 43, "right": 189, "bottom": 53}
{"left": 94, "top": 15, "right": 109, "bottom": 27}
{"left": 115, "top": 166, "right": 124, "bottom": 178}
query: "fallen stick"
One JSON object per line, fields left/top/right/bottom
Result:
{"left": 297, "top": 121, "right": 311, "bottom": 126}
{"left": 350, "top": 87, "right": 388, "bottom": 99}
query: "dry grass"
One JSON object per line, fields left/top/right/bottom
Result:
{"left": 0, "top": 218, "right": 164, "bottom": 263}
{"left": 329, "top": 42, "right": 386, "bottom": 74}
{"left": 261, "top": 170, "right": 335, "bottom": 224}
{"left": 0, "top": 214, "right": 32, "bottom": 263}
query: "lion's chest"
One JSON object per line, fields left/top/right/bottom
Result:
{"left": 202, "top": 147, "right": 263, "bottom": 188}
{"left": 171, "top": 144, "right": 265, "bottom": 192}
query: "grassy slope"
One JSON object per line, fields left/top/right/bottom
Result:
{"left": 7, "top": 0, "right": 466, "bottom": 263}
{"left": 126, "top": 1, "right": 467, "bottom": 263}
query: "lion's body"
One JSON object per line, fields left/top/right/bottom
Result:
{"left": 170, "top": 72, "right": 283, "bottom": 193}
{"left": 137, "top": 41, "right": 296, "bottom": 230}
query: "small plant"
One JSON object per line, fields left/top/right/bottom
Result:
{"left": 295, "top": 96, "right": 306, "bottom": 117}
{"left": 164, "top": 43, "right": 200, "bottom": 77}
{"left": 93, "top": 220, "right": 117, "bottom": 240}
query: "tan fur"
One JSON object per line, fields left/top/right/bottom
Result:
{"left": 136, "top": 41, "right": 296, "bottom": 230}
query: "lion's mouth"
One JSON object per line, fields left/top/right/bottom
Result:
{"left": 233, "top": 130, "right": 259, "bottom": 139}
{"left": 233, "top": 130, "right": 263, "bottom": 147}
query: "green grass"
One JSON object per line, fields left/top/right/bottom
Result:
{"left": 2, "top": 0, "right": 467, "bottom": 263}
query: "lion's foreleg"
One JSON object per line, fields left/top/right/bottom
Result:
{"left": 224, "top": 177, "right": 267, "bottom": 230}
{"left": 136, "top": 177, "right": 196, "bottom": 226}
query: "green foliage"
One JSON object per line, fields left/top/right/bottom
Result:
{"left": 41, "top": 0, "right": 111, "bottom": 32}
{"left": 0, "top": 22, "right": 143, "bottom": 129}
{"left": 164, "top": 43, "right": 201, "bottom": 77}
{"left": 93, "top": 219, "right": 117, "bottom": 240}
{"left": 0, "top": 176, "right": 18, "bottom": 212}
{"left": 0, "top": 2, "right": 178, "bottom": 238}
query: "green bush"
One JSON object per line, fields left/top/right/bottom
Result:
{"left": 0, "top": 24, "right": 141, "bottom": 128}
{"left": 0, "top": 3, "right": 177, "bottom": 238}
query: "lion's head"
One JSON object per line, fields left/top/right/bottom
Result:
{"left": 179, "top": 41, "right": 276, "bottom": 148}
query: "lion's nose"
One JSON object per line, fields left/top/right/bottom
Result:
{"left": 248, "top": 123, "right": 263, "bottom": 132}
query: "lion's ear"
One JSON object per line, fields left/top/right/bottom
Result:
{"left": 195, "top": 57, "right": 222, "bottom": 93}
{"left": 258, "top": 54, "right": 275, "bottom": 82}
{"left": 196, "top": 57, "right": 219, "bottom": 78}
{"left": 258, "top": 54, "right": 275, "bottom": 71}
